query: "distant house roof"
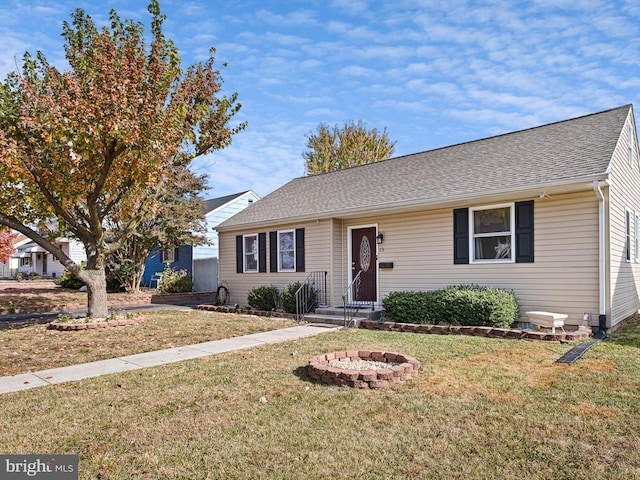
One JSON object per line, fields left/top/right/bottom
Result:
{"left": 203, "top": 191, "right": 255, "bottom": 215}
{"left": 15, "top": 241, "right": 48, "bottom": 254}
{"left": 218, "top": 105, "right": 632, "bottom": 230}
{"left": 12, "top": 234, "right": 30, "bottom": 247}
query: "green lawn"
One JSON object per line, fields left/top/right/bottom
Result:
{"left": 1, "top": 321, "right": 639, "bottom": 479}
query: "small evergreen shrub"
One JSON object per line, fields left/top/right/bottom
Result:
{"left": 281, "top": 281, "right": 317, "bottom": 314}
{"left": 247, "top": 285, "right": 281, "bottom": 311}
{"left": 59, "top": 270, "right": 85, "bottom": 289}
{"left": 106, "top": 274, "right": 124, "bottom": 293}
{"left": 159, "top": 269, "right": 193, "bottom": 293}
{"left": 382, "top": 285, "right": 519, "bottom": 328}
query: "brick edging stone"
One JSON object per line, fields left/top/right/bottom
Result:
{"left": 360, "top": 320, "right": 592, "bottom": 342}
{"left": 47, "top": 317, "right": 143, "bottom": 331}
{"left": 197, "top": 304, "right": 298, "bottom": 320}
{"left": 309, "top": 350, "right": 420, "bottom": 389}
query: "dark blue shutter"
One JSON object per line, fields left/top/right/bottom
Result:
{"left": 515, "top": 200, "right": 534, "bottom": 263}
{"left": 453, "top": 208, "right": 469, "bottom": 264}
{"left": 269, "top": 231, "right": 278, "bottom": 272}
{"left": 295, "top": 228, "right": 305, "bottom": 272}
{"left": 258, "top": 233, "right": 267, "bottom": 272}
{"left": 236, "top": 235, "right": 243, "bottom": 273}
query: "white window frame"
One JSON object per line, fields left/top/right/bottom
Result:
{"left": 277, "top": 229, "right": 296, "bottom": 272}
{"left": 635, "top": 213, "right": 639, "bottom": 263}
{"left": 469, "top": 203, "right": 515, "bottom": 264}
{"left": 20, "top": 257, "right": 31, "bottom": 267}
{"left": 160, "top": 247, "right": 178, "bottom": 263}
{"left": 243, "top": 233, "right": 259, "bottom": 273}
{"left": 625, "top": 208, "right": 632, "bottom": 262}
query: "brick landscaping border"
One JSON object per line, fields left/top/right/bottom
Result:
{"left": 360, "top": 320, "right": 593, "bottom": 342}
{"left": 47, "top": 317, "right": 144, "bottom": 331}
{"left": 308, "top": 350, "right": 420, "bottom": 389}
{"left": 197, "top": 304, "right": 298, "bottom": 321}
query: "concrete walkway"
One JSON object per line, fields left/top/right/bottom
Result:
{"left": 0, "top": 324, "right": 340, "bottom": 395}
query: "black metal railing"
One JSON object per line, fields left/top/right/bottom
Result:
{"left": 295, "top": 271, "right": 328, "bottom": 321}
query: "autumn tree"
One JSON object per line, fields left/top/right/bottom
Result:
{"left": 0, "top": 1, "right": 245, "bottom": 317}
{"left": 0, "top": 229, "right": 18, "bottom": 263}
{"left": 303, "top": 120, "right": 396, "bottom": 175}
{"left": 106, "top": 168, "right": 208, "bottom": 293}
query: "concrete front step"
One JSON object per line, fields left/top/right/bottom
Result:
{"left": 313, "top": 307, "right": 382, "bottom": 320}
{"left": 304, "top": 307, "right": 382, "bottom": 327}
{"left": 304, "top": 314, "right": 358, "bottom": 327}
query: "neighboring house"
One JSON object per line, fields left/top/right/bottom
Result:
{"left": 14, "top": 236, "right": 87, "bottom": 278}
{"left": 216, "top": 105, "right": 640, "bottom": 333}
{"left": 0, "top": 234, "right": 31, "bottom": 278}
{"left": 142, "top": 190, "right": 260, "bottom": 291}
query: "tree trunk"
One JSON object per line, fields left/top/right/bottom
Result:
{"left": 80, "top": 268, "right": 109, "bottom": 318}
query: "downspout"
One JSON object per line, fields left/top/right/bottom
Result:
{"left": 593, "top": 180, "right": 607, "bottom": 338}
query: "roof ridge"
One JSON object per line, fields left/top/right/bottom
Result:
{"left": 300, "top": 104, "right": 632, "bottom": 179}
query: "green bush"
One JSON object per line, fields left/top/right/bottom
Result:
{"left": 105, "top": 274, "right": 124, "bottom": 293}
{"left": 281, "top": 281, "right": 317, "bottom": 314}
{"left": 159, "top": 269, "right": 193, "bottom": 293}
{"left": 59, "top": 270, "right": 85, "bottom": 289}
{"left": 247, "top": 285, "right": 280, "bottom": 311}
{"left": 382, "top": 285, "right": 519, "bottom": 328}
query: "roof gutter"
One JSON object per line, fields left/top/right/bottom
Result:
{"left": 593, "top": 180, "right": 608, "bottom": 338}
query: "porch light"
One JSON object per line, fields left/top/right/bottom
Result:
{"left": 376, "top": 232, "right": 384, "bottom": 244}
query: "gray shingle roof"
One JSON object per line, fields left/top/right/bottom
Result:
{"left": 203, "top": 191, "right": 251, "bottom": 214}
{"left": 218, "top": 105, "right": 631, "bottom": 230}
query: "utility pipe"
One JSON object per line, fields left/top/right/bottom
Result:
{"left": 593, "top": 180, "right": 607, "bottom": 336}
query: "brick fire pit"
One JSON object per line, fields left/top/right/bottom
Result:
{"left": 308, "top": 350, "right": 420, "bottom": 389}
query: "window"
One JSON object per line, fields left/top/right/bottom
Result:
{"left": 243, "top": 234, "right": 259, "bottom": 272}
{"left": 470, "top": 204, "right": 514, "bottom": 262}
{"left": 160, "top": 247, "right": 179, "bottom": 263}
{"left": 625, "top": 209, "right": 632, "bottom": 262}
{"left": 20, "top": 257, "right": 31, "bottom": 266}
{"left": 454, "top": 201, "right": 533, "bottom": 264}
{"left": 277, "top": 230, "right": 295, "bottom": 271}
{"left": 236, "top": 233, "right": 266, "bottom": 273}
{"left": 635, "top": 213, "right": 640, "bottom": 263}
{"left": 270, "top": 228, "right": 305, "bottom": 273}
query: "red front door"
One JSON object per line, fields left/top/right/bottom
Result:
{"left": 351, "top": 227, "right": 377, "bottom": 303}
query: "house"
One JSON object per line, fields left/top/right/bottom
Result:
{"left": 215, "top": 105, "right": 640, "bottom": 333}
{"left": 0, "top": 234, "right": 31, "bottom": 278}
{"left": 142, "top": 190, "right": 260, "bottom": 291}
{"left": 14, "top": 236, "right": 86, "bottom": 278}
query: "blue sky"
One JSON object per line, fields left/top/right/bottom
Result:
{"left": 1, "top": 0, "right": 639, "bottom": 199}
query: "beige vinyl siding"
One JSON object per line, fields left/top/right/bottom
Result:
{"left": 218, "top": 220, "right": 333, "bottom": 307}
{"left": 329, "top": 219, "right": 346, "bottom": 306}
{"left": 342, "top": 191, "right": 600, "bottom": 327}
{"left": 607, "top": 112, "right": 640, "bottom": 329}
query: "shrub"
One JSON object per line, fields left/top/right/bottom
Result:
{"left": 59, "top": 270, "right": 85, "bottom": 289}
{"left": 106, "top": 274, "right": 124, "bottom": 293}
{"left": 159, "top": 269, "right": 193, "bottom": 293}
{"left": 247, "top": 285, "right": 280, "bottom": 311}
{"left": 382, "top": 285, "right": 519, "bottom": 328}
{"left": 281, "top": 281, "right": 317, "bottom": 314}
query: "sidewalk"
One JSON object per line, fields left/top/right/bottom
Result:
{"left": 0, "top": 323, "right": 340, "bottom": 395}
